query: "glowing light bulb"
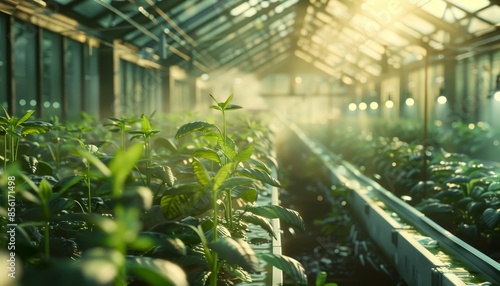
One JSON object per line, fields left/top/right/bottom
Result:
{"left": 437, "top": 95, "right": 447, "bottom": 104}
{"left": 385, "top": 100, "right": 394, "bottom": 108}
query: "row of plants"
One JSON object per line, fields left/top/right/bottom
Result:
{"left": 0, "top": 94, "right": 308, "bottom": 285}
{"left": 310, "top": 120, "right": 500, "bottom": 262}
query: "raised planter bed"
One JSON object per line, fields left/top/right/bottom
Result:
{"left": 277, "top": 121, "right": 500, "bottom": 286}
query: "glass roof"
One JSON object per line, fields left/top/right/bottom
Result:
{"left": 23, "top": 0, "right": 499, "bottom": 79}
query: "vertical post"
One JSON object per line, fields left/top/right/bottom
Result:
{"left": 98, "top": 45, "right": 115, "bottom": 119}
{"left": 423, "top": 48, "right": 429, "bottom": 182}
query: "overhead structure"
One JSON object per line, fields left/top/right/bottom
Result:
{"left": 6, "top": 0, "right": 499, "bottom": 81}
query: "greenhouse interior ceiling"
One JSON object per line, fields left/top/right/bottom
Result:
{"left": 2, "top": 0, "right": 500, "bottom": 81}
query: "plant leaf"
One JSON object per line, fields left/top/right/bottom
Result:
{"left": 153, "top": 137, "right": 178, "bottom": 153}
{"left": 127, "top": 256, "right": 189, "bottom": 286}
{"left": 109, "top": 143, "right": 144, "bottom": 192}
{"left": 193, "top": 147, "right": 221, "bottom": 164}
{"left": 241, "top": 212, "right": 276, "bottom": 239}
{"left": 481, "top": 208, "right": 500, "bottom": 228}
{"left": 149, "top": 165, "right": 176, "bottom": 186}
{"left": 16, "top": 109, "right": 35, "bottom": 127}
{"left": 232, "top": 187, "right": 258, "bottom": 203}
{"left": 238, "top": 168, "right": 281, "bottom": 187}
{"left": 207, "top": 237, "right": 259, "bottom": 272}
{"left": 220, "top": 177, "right": 255, "bottom": 191}
{"left": 175, "top": 121, "right": 216, "bottom": 138}
{"left": 161, "top": 190, "right": 208, "bottom": 220}
{"left": 259, "top": 253, "right": 307, "bottom": 285}
{"left": 39, "top": 178, "right": 53, "bottom": 203}
{"left": 225, "top": 104, "right": 242, "bottom": 111}
{"left": 134, "top": 232, "right": 187, "bottom": 256}
{"left": 233, "top": 145, "right": 254, "bottom": 164}
{"left": 141, "top": 114, "right": 152, "bottom": 133}
{"left": 246, "top": 205, "right": 305, "bottom": 231}
{"left": 192, "top": 158, "right": 211, "bottom": 187}
{"left": 213, "top": 163, "right": 233, "bottom": 191}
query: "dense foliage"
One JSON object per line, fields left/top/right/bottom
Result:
{"left": 0, "top": 95, "right": 307, "bottom": 286}
{"left": 312, "top": 119, "right": 500, "bottom": 261}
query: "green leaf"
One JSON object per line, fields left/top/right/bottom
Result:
{"left": 222, "top": 93, "right": 233, "bottom": 109}
{"left": 127, "top": 256, "right": 189, "bottom": 286}
{"left": 207, "top": 237, "right": 259, "bottom": 272}
{"left": 141, "top": 114, "right": 152, "bottom": 133}
{"left": 21, "top": 155, "right": 38, "bottom": 174}
{"left": 175, "top": 121, "right": 216, "bottom": 138}
{"left": 481, "top": 208, "right": 500, "bottom": 228}
{"left": 246, "top": 205, "right": 305, "bottom": 231}
{"left": 259, "top": 253, "right": 307, "bottom": 285}
{"left": 122, "top": 186, "right": 153, "bottom": 211}
{"left": 109, "top": 143, "right": 144, "bottom": 192}
{"left": 134, "top": 232, "right": 187, "bottom": 256}
{"left": 433, "top": 188, "right": 464, "bottom": 203}
{"left": 238, "top": 168, "right": 281, "bottom": 187}
{"left": 161, "top": 190, "right": 208, "bottom": 220}
{"left": 488, "top": 182, "right": 500, "bottom": 192}
{"left": 52, "top": 175, "right": 85, "bottom": 196}
{"left": 149, "top": 165, "right": 176, "bottom": 186}
{"left": 193, "top": 147, "right": 221, "bottom": 164}
{"left": 418, "top": 202, "right": 453, "bottom": 214}
{"left": 21, "top": 121, "right": 52, "bottom": 135}
{"left": 48, "top": 197, "right": 76, "bottom": 214}
{"left": 241, "top": 212, "right": 275, "bottom": 239}
{"left": 233, "top": 145, "right": 254, "bottom": 164}
{"left": 220, "top": 177, "right": 255, "bottom": 191}
{"left": 232, "top": 187, "right": 258, "bottom": 203}
{"left": 225, "top": 104, "right": 243, "bottom": 111}
{"left": 213, "top": 163, "right": 233, "bottom": 191}
{"left": 192, "top": 158, "right": 211, "bottom": 187}
{"left": 166, "top": 183, "right": 205, "bottom": 195}
{"left": 153, "top": 137, "right": 178, "bottom": 153}
{"left": 39, "top": 178, "right": 53, "bottom": 203}
{"left": 16, "top": 109, "right": 35, "bottom": 127}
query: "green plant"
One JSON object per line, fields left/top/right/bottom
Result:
{"left": 105, "top": 116, "right": 138, "bottom": 150}
{"left": 0, "top": 108, "right": 52, "bottom": 170}
{"left": 166, "top": 94, "right": 307, "bottom": 285}
{"left": 130, "top": 112, "right": 160, "bottom": 188}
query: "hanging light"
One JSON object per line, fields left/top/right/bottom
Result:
{"left": 385, "top": 95, "right": 394, "bottom": 108}
{"left": 436, "top": 86, "right": 447, "bottom": 104}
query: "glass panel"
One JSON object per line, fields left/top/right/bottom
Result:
{"left": 378, "top": 29, "right": 409, "bottom": 46}
{"left": 420, "top": 0, "right": 446, "bottom": 19}
{"left": 40, "top": 29, "right": 62, "bottom": 119}
{"left": 447, "top": 0, "right": 489, "bottom": 13}
{"left": 477, "top": 5, "right": 500, "bottom": 25}
{"left": 13, "top": 20, "right": 37, "bottom": 116}
{"left": 83, "top": 45, "right": 99, "bottom": 117}
{"left": 0, "top": 14, "right": 7, "bottom": 108}
{"left": 64, "top": 38, "right": 82, "bottom": 122}
{"left": 72, "top": 1, "right": 108, "bottom": 18}
{"left": 468, "top": 17, "right": 494, "bottom": 36}
{"left": 401, "top": 14, "right": 435, "bottom": 35}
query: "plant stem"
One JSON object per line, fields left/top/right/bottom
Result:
{"left": 87, "top": 164, "right": 91, "bottom": 213}
{"left": 145, "top": 136, "right": 151, "bottom": 187}
{"left": 121, "top": 129, "right": 126, "bottom": 150}
{"left": 42, "top": 204, "right": 50, "bottom": 259}
{"left": 211, "top": 194, "right": 219, "bottom": 286}
{"left": 3, "top": 134, "right": 7, "bottom": 170}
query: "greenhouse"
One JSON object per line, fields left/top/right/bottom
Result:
{"left": 0, "top": 0, "right": 500, "bottom": 285}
